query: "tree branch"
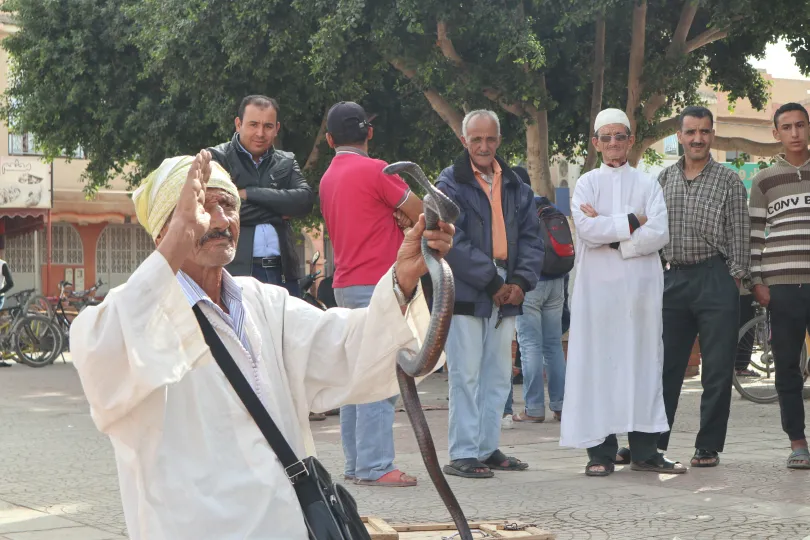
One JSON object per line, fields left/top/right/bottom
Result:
{"left": 639, "top": 116, "right": 680, "bottom": 148}
{"left": 712, "top": 136, "right": 782, "bottom": 156}
{"left": 583, "top": 15, "right": 606, "bottom": 173}
{"left": 626, "top": 0, "right": 647, "bottom": 134}
{"left": 628, "top": 116, "right": 680, "bottom": 166}
{"left": 641, "top": 94, "right": 667, "bottom": 122}
{"left": 483, "top": 88, "right": 524, "bottom": 117}
{"left": 303, "top": 108, "right": 328, "bottom": 172}
{"left": 667, "top": 0, "right": 699, "bottom": 58}
{"left": 685, "top": 27, "right": 729, "bottom": 53}
{"left": 437, "top": 20, "right": 464, "bottom": 67}
{"left": 437, "top": 21, "right": 526, "bottom": 118}
{"left": 389, "top": 58, "right": 464, "bottom": 139}
{"left": 636, "top": 2, "right": 697, "bottom": 127}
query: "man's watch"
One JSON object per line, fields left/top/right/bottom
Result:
{"left": 392, "top": 265, "right": 415, "bottom": 306}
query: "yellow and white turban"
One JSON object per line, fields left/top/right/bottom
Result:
{"left": 132, "top": 155, "right": 240, "bottom": 240}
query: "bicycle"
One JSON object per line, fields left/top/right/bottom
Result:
{"left": 0, "top": 289, "right": 63, "bottom": 367}
{"left": 27, "top": 279, "right": 104, "bottom": 358}
{"left": 732, "top": 302, "right": 809, "bottom": 404}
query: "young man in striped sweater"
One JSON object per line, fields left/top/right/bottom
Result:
{"left": 749, "top": 102, "right": 810, "bottom": 469}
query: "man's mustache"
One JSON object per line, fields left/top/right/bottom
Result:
{"left": 200, "top": 229, "right": 233, "bottom": 245}
{"left": 691, "top": 143, "right": 705, "bottom": 148}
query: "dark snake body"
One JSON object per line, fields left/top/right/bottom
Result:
{"left": 383, "top": 162, "right": 472, "bottom": 540}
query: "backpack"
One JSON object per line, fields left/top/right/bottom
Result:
{"left": 537, "top": 201, "right": 575, "bottom": 277}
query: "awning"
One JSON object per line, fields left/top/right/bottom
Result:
{"left": 0, "top": 208, "right": 48, "bottom": 220}
{"left": 0, "top": 210, "right": 47, "bottom": 245}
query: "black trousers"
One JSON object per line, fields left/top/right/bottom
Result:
{"left": 587, "top": 432, "right": 658, "bottom": 464}
{"left": 251, "top": 263, "right": 301, "bottom": 297}
{"left": 736, "top": 295, "right": 757, "bottom": 371}
{"left": 770, "top": 285, "right": 810, "bottom": 442}
{"left": 658, "top": 256, "right": 739, "bottom": 452}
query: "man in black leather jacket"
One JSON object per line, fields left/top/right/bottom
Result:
{"left": 209, "top": 95, "right": 315, "bottom": 295}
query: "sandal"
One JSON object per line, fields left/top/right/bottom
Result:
{"left": 585, "top": 460, "right": 614, "bottom": 477}
{"left": 354, "top": 469, "right": 417, "bottom": 487}
{"left": 630, "top": 452, "right": 687, "bottom": 474}
{"left": 309, "top": 412, "right": 326, "bottom": 421}
{"left": 483, "top": 449, "right": 529, "bottom": 471}
{"left": 443, "top": 458, "right": 494, "bottom": 479}
{"left": 553, "top": 410, "right": 562, "bottom": 422}
{"left": 512, "top": 411, "right": 545, "bottom": 423}
{"left": 615, "top": 447, "right": 632, "bottom": 465}
{"left": 787, "top": 447, "right": 810, "bottom": 469}
{"left": 690, "top": 449, "right": 720, "bottom": 468}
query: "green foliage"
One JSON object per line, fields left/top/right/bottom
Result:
{"left": 642, "top": 147, "right": 665, "bottom": 169}
{"left": 730, "top": 152, "right": 751, "bottom": 169}
{"left": 2, "top": 0, "right": 807, "bottom": 216}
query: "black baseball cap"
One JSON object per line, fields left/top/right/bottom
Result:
{"left": 326, "top": 101, "right": 371, "bottom": 141}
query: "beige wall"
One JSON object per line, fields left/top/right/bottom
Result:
{"left": 0, "top": 22, "right": 134, "bottom": 221}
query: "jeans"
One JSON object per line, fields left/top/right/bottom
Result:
{"left": 447, "top": 269, "right": 517, "bottom": 461}
{"left": 769, "top": 285, "right": 810, "bottom": 442}
{"left": 515, "top": 278, "right": 566, "bottom": 417}
{"left": 251, "top": 263, "right": 301, "bottom": 298}
{"left": 334, "top": 285, "right": 399, "bottom": 480}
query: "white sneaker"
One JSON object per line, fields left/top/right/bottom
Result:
{"left": 501, "top": 414, "right": 514, "bottom": 430}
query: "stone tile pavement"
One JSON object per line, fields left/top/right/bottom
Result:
{"left": 1, "top": 359, "right": 809, "bottom": 539}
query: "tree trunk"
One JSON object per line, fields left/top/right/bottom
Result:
{"left": 628, "top": 145, "right": 644, "bottom": 167}
{"left": 525, "top": 107, "right": 554, "bottom": 200}
{"left": 625, "top": 0, "right": 647, "bottom": 134}
{"left": 303, "top": 109, "right": 329, "bottom": 172}
{"left": 583, "top": 15, "right": 606, "bottom": 173}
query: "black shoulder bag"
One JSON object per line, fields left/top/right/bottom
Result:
{"left": 192, "top": 306, "right": 371, "bottom": 540}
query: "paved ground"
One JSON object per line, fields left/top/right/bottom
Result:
{"left": 1, "top": 359, "right": 810, "bottom": 539}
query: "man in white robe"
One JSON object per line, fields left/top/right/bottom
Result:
{"left": 560, "top": 108, "right": 686, "bottom": 476}
{"left": 69, "top": 150, "right": 455, "bottom": 539}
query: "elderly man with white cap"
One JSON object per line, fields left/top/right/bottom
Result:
{"left": 561, "top": 108, "right": 686, "bottom": 476}
{"left": 69, "top": 150, "right": 454, "bottom": 539}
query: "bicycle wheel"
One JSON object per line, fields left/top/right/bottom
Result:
{"left": 12, "top": 314, "right": 63, "bottom": 367}
{"left": 24, "top": 294, "right": 53, "bottom": 317}
{"left": 733, "top": 313, "right": 779, "bottom": 404}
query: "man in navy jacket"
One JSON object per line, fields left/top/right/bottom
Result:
{"left": 436, "top": 110, "right": 543, "bottom": 479}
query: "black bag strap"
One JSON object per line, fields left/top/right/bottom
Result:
{"left": 192, "top": 305, "right": 309, "bottom": 483}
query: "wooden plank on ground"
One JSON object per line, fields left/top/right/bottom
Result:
{"left": 362, "top": 516, "right": 555, "bottom": 540}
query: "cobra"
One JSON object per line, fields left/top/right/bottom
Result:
{"left": 382, "top": 161, "right": 473, "bottom": 540}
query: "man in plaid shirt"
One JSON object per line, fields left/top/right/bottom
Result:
{"left": 644, "top": 106, "right": 750, "bottom": 469}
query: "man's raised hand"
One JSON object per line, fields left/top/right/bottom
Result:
{"left": 172, "top": 151, "right": 211, "bottom": 244}
{"left": 157, "top": 151, "right": 212, "bottom": 273}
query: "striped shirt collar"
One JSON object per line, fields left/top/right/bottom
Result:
{"left": 177, "top": 270, "right": 253, "bottom": 357}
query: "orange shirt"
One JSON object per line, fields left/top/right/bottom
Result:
{"left": 472, "top": 159, "right": 508, "bottom": 260}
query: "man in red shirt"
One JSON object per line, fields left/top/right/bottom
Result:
{"left": 319, "top": 101, "right": 422, "bottom": 487}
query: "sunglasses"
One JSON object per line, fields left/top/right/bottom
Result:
{"left": 597, "top": 133, "right": 629, "bottom": 143}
